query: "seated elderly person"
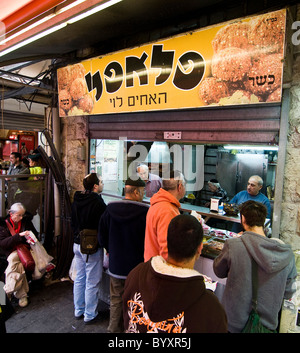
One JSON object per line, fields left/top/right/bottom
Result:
{"left": 0, "top": 203, "right": 38, "bottom": 307}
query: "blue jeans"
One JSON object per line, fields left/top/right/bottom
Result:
{"left": 73, "top": 243, "right": 103, "bottom": 322}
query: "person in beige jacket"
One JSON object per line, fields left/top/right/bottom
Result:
{"left": 0, "top": 203, "right": 38, "bottom": 308}
{"left": 144, "top": 170, "right": 186, "bottom": 262}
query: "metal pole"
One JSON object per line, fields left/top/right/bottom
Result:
{"left": 51, "top": 107, "right": 61, "bottom": 237}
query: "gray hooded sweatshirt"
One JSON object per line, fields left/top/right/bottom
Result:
{"left": 213, "top": 232, "right": 297, "bottom": 333}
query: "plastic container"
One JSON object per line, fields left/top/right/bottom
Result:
{"left": 218, "top": 202, "right": 224, "bottom": 215}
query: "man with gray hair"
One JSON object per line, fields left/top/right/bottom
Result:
{"left": 230, "top": 175, "right": 271, "bottom": 233}
{"left": 230, "top": 175, "right": 271, "bottom": 218}
{"left": 137, "top": 163, "right": 162, "bottom": 198}
{"left": 144, "top": 170, "right": 186, "bottom": 261}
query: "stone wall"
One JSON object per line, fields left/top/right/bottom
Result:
{"left": 281, "top": 78, "right": 300, "bottom": 249}
{"left": 281, "top": 7, "right": 300, "bottom": 250}
{"left": 61, "top": 115, "right": 88, "bottom": 200}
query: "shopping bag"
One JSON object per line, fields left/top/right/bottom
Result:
{"left": 16, "top": 243, "right": 35, "bottom": 273}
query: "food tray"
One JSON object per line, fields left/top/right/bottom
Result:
{"left": 223, "top": 203, "right": 239, "bottom": 216}
{"left": 202, "top": 235, "right": 225, "bottom": 258}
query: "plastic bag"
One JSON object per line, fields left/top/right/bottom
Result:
{"left": 103, "top": 250, "right": 109, "bottom": 270}
{"left": 69, "top": 256, "right": 77, "bottom": 281}
{"left": 30, "top": 241, "right": 53, "bottom": 273}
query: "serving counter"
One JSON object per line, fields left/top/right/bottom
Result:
{"left": 178, "top": 203, "right": 240, "bottom": 223}
{"left": 102, "top": 192, "right": 241, "bottom": 224}
{"left": 100, "top": 192, "right": 229, "bottom": 304}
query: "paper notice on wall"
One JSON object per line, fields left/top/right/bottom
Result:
{"left": 103, "top": 140, "right": 118, "bottom": 181}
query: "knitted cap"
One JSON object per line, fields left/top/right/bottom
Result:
{"left": 27, "top": 153, "right": 41, "bottom": 160}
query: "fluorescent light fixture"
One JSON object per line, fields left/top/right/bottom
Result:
{"left": 0, "top": 14, "right": 56, "bottom": 45}
{"left": 224, "top": 145, "right": 279, "bottom": 151}
{"left": 67, "top": 0, "right": 122, "bottom": 24}
{"left": 0, "top": 0, "right": 122, "bottom": 57}
{"left": 0, "top": 23, "right": 67, "bottom": 57}
{"left": 0, "top": 0, "right": 88, "bottom": 45}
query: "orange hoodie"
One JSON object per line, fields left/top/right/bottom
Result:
{"left": 144, "top": 188, "right": 181, "bottom": 261}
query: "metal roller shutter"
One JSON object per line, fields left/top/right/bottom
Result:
{"left": 88, "top": 105, "right": 281, "bottom": 144}
{"left": 0, "top": 110, "right": 45, "bottom": 131}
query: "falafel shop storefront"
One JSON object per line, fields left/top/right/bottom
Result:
{"left": 58, "top": 8, "right": 288, "bottom": 285}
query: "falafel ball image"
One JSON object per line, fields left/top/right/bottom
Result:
{"left": 244, "top": 53, "right": 283, "bottom": 97}
{"left": 212, "top": 47, "right": 252, "bottom": 82}
{"left": 59, "top": 89, "right": 72, "bottom": 112}
{"left": 198, "top": 77, "right": 229, "bottom": 105}
{"left": 70, "top": 77, "right": 87, "bottom": 101}
{"left": 218, "top": 90, "right": 260, "bottom": 105}
{"left": 212, "top": 22, "right": 250, "bottom": 54}
{"left": 248, "top": 10, "right": 286, "bottom": 54}
{"left": 57, "top": 66, "right": 72, "bottom": 90}
{"left": 70, "top": 63, "right": 86, "bottom": 81}
{"left": 266, "top": 88, "right": 282, "bottom": 102}
{"left": 78, "top": 94, "right": 94, "bottom": 113}
{"left": 59, "top": 107, "right": 67, "bottom": 117}
{"left": 226, "top": 80, "right": 246, "bottom": 95}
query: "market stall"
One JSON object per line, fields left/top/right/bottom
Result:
{"left": 58, "top": 9, "right": 288, "bottom": 293}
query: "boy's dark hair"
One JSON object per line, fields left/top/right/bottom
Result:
{"left": 239, "top": 200, "right": 267, "bottom": 227}
{"left": 83, "top": 173, "right": 99, "bottom": 191}
{"left": 167, "top": 214, "right": 203, "bottom": 262}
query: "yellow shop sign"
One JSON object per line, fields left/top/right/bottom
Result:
{"left": 57, "top": 9, "right": 286, "bottom": 116}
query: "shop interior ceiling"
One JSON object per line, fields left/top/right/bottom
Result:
{"left": 0, "top": 0, "right": 298, "bottom": 124}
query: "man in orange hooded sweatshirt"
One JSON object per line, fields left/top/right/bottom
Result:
{"left": 144, "top": 170, "right": 186, "bottom": 261}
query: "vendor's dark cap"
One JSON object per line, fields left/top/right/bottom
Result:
{"left": 125, "top": 177, "right": 146, "bottom": 187}
{"left": 28, "top": 153, "right": 41, "bottom": 160}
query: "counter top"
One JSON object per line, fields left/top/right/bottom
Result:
{"left": 179, "top": 203, "right": 240, "bottom": 223}
{"left": 102, "top": 191, "right": 240, "bottom": 224}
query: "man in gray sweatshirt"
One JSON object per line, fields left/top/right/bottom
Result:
{"left": 213, "top": 200, "right": 297, "bottom": 333}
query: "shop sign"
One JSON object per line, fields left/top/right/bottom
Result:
{"left": 57, "top": 9, "right": 286, "bottom": 116}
